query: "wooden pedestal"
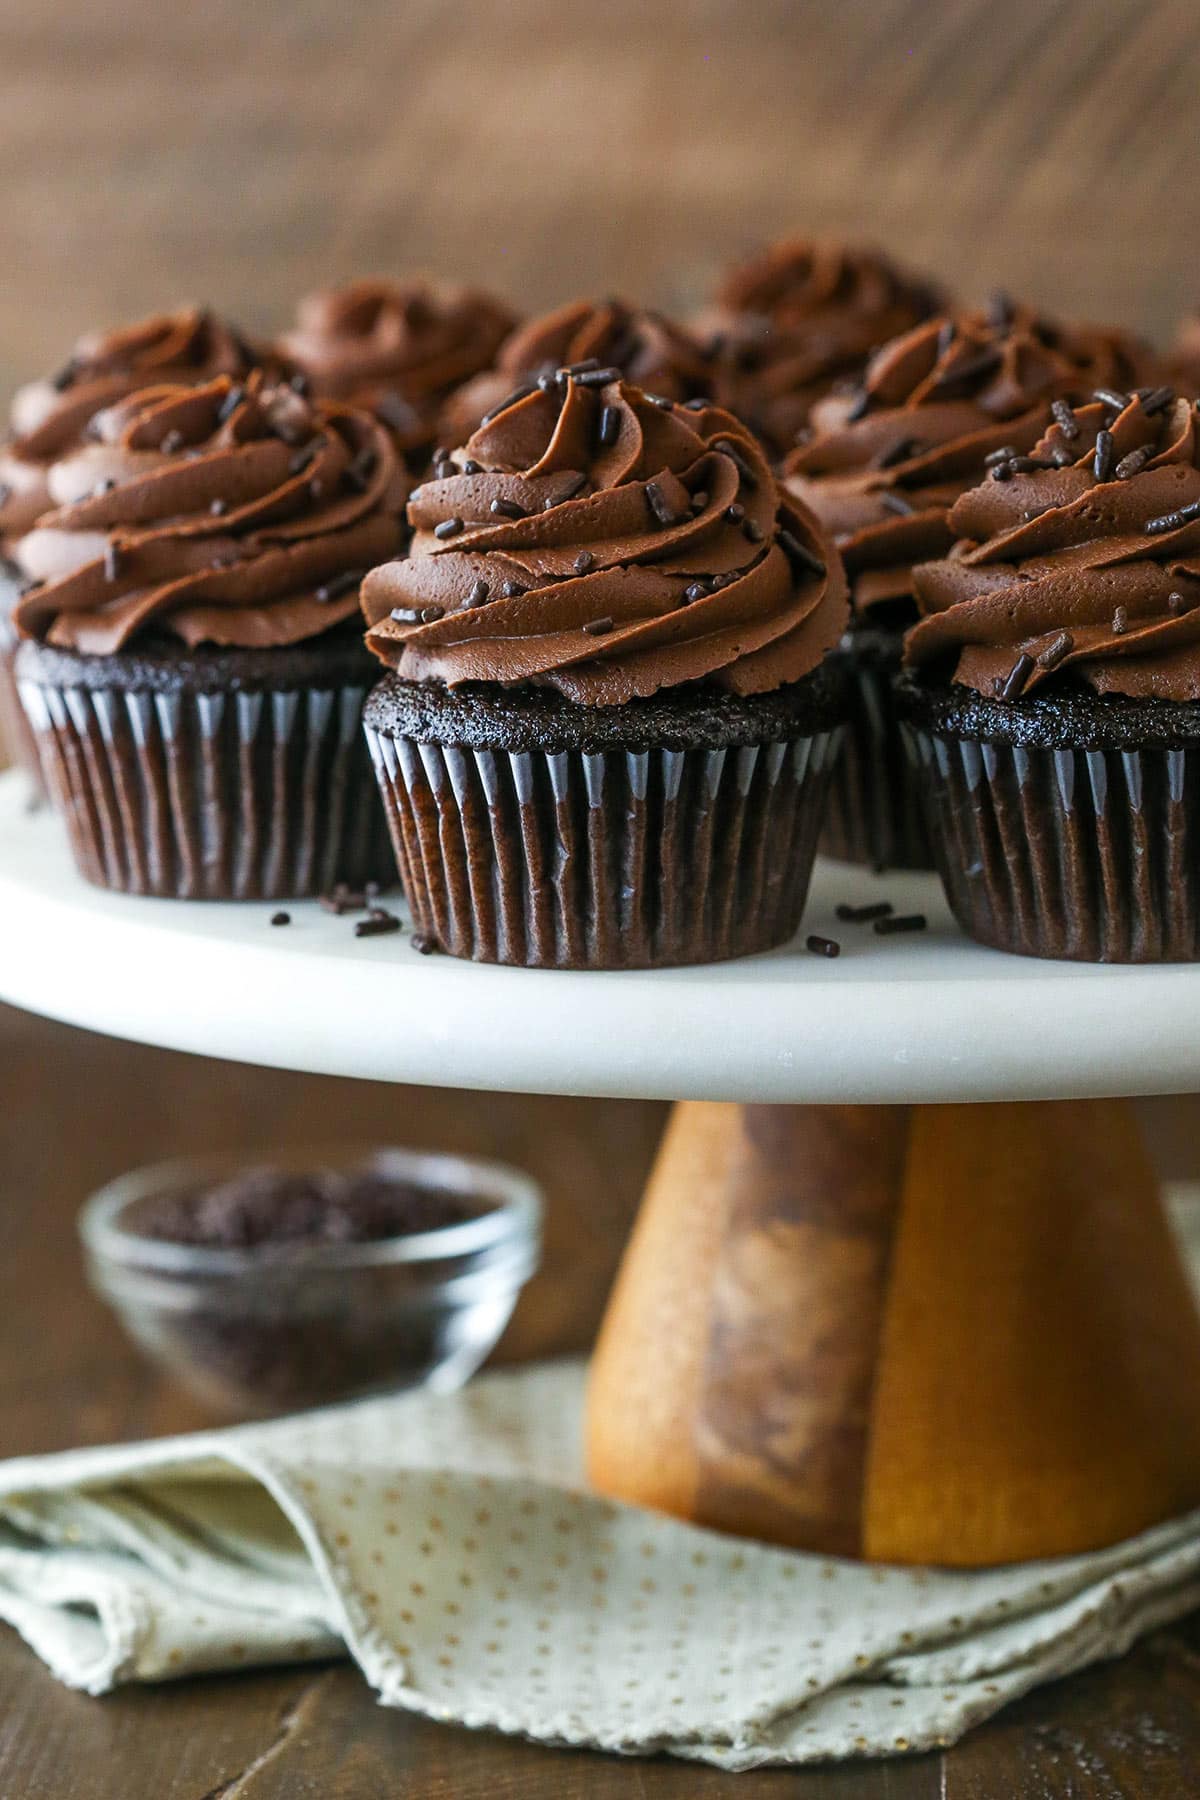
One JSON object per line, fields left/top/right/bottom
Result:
{"left": 586, "top": 1100, "right": 1200, "bottom": 1566}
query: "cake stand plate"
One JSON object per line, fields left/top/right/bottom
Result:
{"left": 0, "top": 768, "right": 1195, "bottom": 1104}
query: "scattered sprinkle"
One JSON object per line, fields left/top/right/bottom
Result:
{"left": 582, "top": 616, "right": 614, "bottom": 636}
{"left": 356, "top": 913, "right": 402, "bottom": 939}
{"left": 836, "top": 902, "right": 893, "bottom": 923}
{"left": 806, "top": 934, "right": 841, "bottom": 958}
{"left": 1000, "top": 652, "right": 1035, "bottom": 701}
{"left": 874, "top": 913, "right": 927, "bottom": 936}
{"left": 1051, "top": 399, "right": 1079, "bottom": 440}
{"left": 270, "top": 911, "right": 291, "bottom": 927}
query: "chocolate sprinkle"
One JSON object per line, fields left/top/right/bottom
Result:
{"left": 645, "top": 479, "right": 685, "bottom": 527}
{"left": 690, "top": 490, "right": 709, "bottom": 512}
{"left": 874, "top": 913, "right": 927, "bottom": 936}
{"left": 597, "top": 405, "right": 620, "bottom": 449}
{"left": 1093, "top": 429, "right": 1115, "bottom": 483}
{"left": 713, "top": 438, "right": 759, "bottom": 490}
{"left": 1169, "top": 591, "right": 1189, "bottom": 614}
{"left": 355, "top": 913, "right": 402, "bottom": 939}
{"left": 573, "top": 550, "right": 595, "bottom": 574}
{"left": 420, "top": 605, "right": 445, "bottom": 624}
{"left": 1112, "top": 605, "right": 1129, "bottom": 635}
{"left": 314, "top": 570, "right": 363, "bottom": 604}
{"left": 49, "top": 357, "right": 78, "bottom": 392}
{"left": 1094, "top": 387, "right": 1130, "bottom": 414}
{"left": 480, "top": 382, "right": 537, "bottom": 424}
{"left": 874, "top": 436, "right": 920, "bottom": 471}
{"left": 467, "top": 578, "right": 490, "bottom": 607}
{"left": 725, "top": 502, "right": 745, "bottom": 524}
{"left": 845, "top": 389, "right": 870, "bottom": 422}
{"left": 209, "top": 498, "right": 227, "bottom": 517}
{"left": 489, "top": 497, "right": 527, "bottom": 520}
{"left": 270, "top": 911, "right": 291, "bottom": 927}
{"left": 1145, "top": 499, "right": 1200, "bottom": 535}
{"left": 985, "top": 446, "right": 1020, "bottom": 467}
{"left": 582, "top": 616, "right": 614, "bottom": 636}
{"left": 806, "top": 934, "right": 841, "bottom": 958}
{"left": 411, "top": 933, "right": 438, "bottom": 955}
{"left": 683, "top": 581, "right": 708, "bottom": 604}
{"left": 1139, "top": 384, "right": 1175, "bottom": 416}
{"left": 991, "top": 461, "right": 1014, "bottom": 482}
{"left": 1000, "top": 651, "right": 1035, "bottom": 702}
{"left": 778, "top": 529, "right": 826, "bottom": 577}
{"left": 103, "top": 541, "right": 122, "bottom": 583}
{"left": 835, "top": 902, "right": 893, "bottom": 924}
{"left": 572, "top": 366, "right": 621, "bottom": 388}
{"left": 1037, "top": 630, "right": 1074, "bottom": 670}
{"left": 743, "top": 518, "right": 765, "bottom": 543}
{"left": 500, "top": 580, "right": 526, "bottom": 599}
{"left": 1115, "top": 446, "right": 1151, "bottom": 480}
{"left": 880, "top": 492, "right": 916, "bottom": 516}
{"left": 1051, "top": 399, "right": 1079, "bottom": 440}
{"left": 434, "top": 517, "right": 464, "bottom": 540}
{"left": 160, "top": 429, "right": 184, "bottom": 455}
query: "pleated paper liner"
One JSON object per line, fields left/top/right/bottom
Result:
{"left": 897, "top": 676, "right": 1200, "bottom": 962}
{"left": 0, "top": 615, "right": 46, "bottom": 801}
{"left": 364, "top": 671, "right": 846, "bottom": 969}
{"left": 819, "top": 634, "right": 932, "bottom": 872}
{"left": 16, "top": 637, "right": 395, "bottom": 900}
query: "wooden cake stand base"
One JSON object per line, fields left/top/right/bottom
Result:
{"left": 586, "top": 1098, "right": 1200, "bottom": 1566}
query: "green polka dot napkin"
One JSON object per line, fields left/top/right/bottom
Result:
{"left": 1, "top": 1361, "right": 1200, "bottom": 1769}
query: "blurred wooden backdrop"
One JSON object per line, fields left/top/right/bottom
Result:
{"left": 1, "top": 0, "right": 1199, "bottom": 397}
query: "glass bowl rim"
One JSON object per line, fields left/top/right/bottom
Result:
{"left": 79, "top": 1143, "right": 543, "bottom": 1279}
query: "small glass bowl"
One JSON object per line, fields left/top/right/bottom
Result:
{"left": 79, "top": 1146, "right": 542, "bottom": 1417}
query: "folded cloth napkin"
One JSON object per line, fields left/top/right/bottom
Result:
{"left": 2, "top": 1362, "right": 1200, "bottom": 1770}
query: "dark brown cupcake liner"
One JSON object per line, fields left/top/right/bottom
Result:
{"left": 0, "top": 616, "right": 46, "bottom": 800}
{"left": 17, "top": 643, "right": 394, "bottom": 900}
{"left": 819, "top": 634, "right": 932, "bottom": 872}
{"left": 365, "top": 711, "right": 842, "bottom": 969}
{"left": 899, "top": 717, "right": 1200, "bottom": 962}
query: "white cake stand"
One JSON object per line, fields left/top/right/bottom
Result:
{"left": 1, "top": 769, "right": 1198, "bottom": 1105}
{"left": 4, "top": 764, "right": 1200, "bottom": 1572}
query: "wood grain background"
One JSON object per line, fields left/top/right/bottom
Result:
{"left": 1, "top": 0, "right": 1199, "bottom": 401}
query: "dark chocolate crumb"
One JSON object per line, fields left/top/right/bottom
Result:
{"left": 270, "top": 911, "right": 291, "bottom": 927}
{"left": 411, "top": 933, "right": 438, "bottom": 955}
{"left": 806, "top": 934, "right": 841, "bottom": 958}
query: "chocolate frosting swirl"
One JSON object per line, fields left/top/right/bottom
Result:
{"left": 783, "top": 305, "right": 1153, "bottom": 617}
{"left": 441, "top": 297, "right": 716, "bottom": 445}
{"left": 14, "top": 374, "right": 406, "bottom": 656}
{"left": 905, "top": 388, "right": 1200, "bottom": 701}
{"left": 362, "top": 379, "right": 847, "bottom": 706}
{"left": 703, "top": 239, "right": 944, "bottom": 456}
{"left": 277, "top": 279, "right": 516, "bottom": 455}
{"left": 0, "top": 307, "right": 261, "bottom": 539}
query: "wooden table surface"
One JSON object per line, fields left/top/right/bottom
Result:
{"left": 1, "top": 1000, "right": 1199, "bottom": 1797}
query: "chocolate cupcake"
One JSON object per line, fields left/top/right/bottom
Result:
{"left": 360, "top": 377, "right": 849, "bottom": 968}
{"left": 899, "top": 383, "right": 1200, "bottom": 961}
{"left": 0, "top": 306, "right": 262, "bottom": 795}
{"left": 783, "top": 303, "right": 1159, "bottom": 871}
{"left": 701, "top": 238, "right": 945, "bottom": 458}
{"left": 276, "top": 279, "right": 516, "bottom": 465}
{"left": 13, "top": 373, "right": 406, "bottom": 898}
{"left": 440, "top": 297, "right": 716, "bottom": 446}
